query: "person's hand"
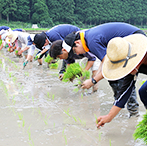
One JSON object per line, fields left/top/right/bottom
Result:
{"left": 37, "top": 53, "right": 41, "bottom": 58}
{"left": 10, "top": 48, "right": 14, "bottom": 52}
{"left": 81, "top": 78, "right": 94, "bottom": 89}
{"left": 59, "top": 74, "right": 64, "bottom": 80}
{"left": 34, "top": 53, "right": 41, "bottom": 60}
{"left": 96, "top": 115, "right": 111, "bottom": 129}
{"left": 18, "top": 50, "right": 23, "bottom": 55}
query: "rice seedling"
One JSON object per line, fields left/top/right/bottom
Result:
{"left": 98, "top": 131, "right": 102, "bottom": 141}
{"left": 133, "top": 111, "right": 147, "bottom": 145}
{"left": 72, "top": 116, "right": 77, "bottom": 122}
{"left": 81, "top": 93, "right": 83, "bottom": 99}
{"left": 27, "top": 125, "right": 32, "bottom": 141}
{"left": 62, "top": 127, "right": 67, "bottom": 145}
{"left": 94, "top": 114, "right": 98, "bottom": 124}
{"left": 9, "top": 72, "right": 12, "bottom": 78}
{"left": 31, "top": 96, "right": 34, "bottom": 103}
{"left": 64, "top": 108, "right": 71, "bottom": 117}
{"left": 25, "top": 72, "right": 29, "bottom": 76}
{"left": 109, "top": 139, "right": 111, "bottom": 146}
{"left": 47, "top": 92, "right": 50, "bottom": 97}
{"left": 12, "top": 76, "right": 17, "bottom": 83}
{"left": 62, "top": 63, "right": 90, "bottom": 93}
{"left": 22, "top": 119, "right": 25, "bottom": 127}
{"left": 52, "top": 94, "right": 55, "bottom": 100}
{"left": 44, "top": 115, "right": 48, "bottom": 125}
{"left": 49, "top": 62, "right": 59, "bottom": 69}
{"left": 18, "top": 113, "right": 23, "bottom": 120}
{"left": 62, "top": 63, "right": 83, "bottom": 82}
{"left": 78, "top": 117, "right": 86, "bottom": 126}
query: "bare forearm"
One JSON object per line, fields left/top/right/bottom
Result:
{"left": 84, "top": 61, "right": 94, "bottom": 70}
{"left": 41, "top": 48, "right": 48, "bottom": 54}
{"left": 97, "top": 105, "right": 122, "bottom": 128}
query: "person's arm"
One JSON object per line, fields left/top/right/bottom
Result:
{"left": 84, "top": 61, "right": 94, "bottom": 70}
{"left": 81, "top": 57, "right": 104, "bottom": 89}
{"left": 42, "top": 48, "right": 48, "bottom": 54}
{"left": 97, "top": 105, "right": 121, "bottom": 128}
{"left": 97, "top": 74, "right": 136, "bottom": 128}
{"left": 0, "top": 42, "right": 4, "bottom": 51}
{"left": 18, "top": 46, "right": 30, "bottom": 55}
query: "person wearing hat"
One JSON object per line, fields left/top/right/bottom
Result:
{"left": 0, "top": 29, "right": 10, "bottom": 50}
{"left": 96, "top": 33, "right": 147, "bottom": 128}
{"left": 20, "top": 24, "right": 80, "bottom": 69}
{"left": 6, "top": 30, "right": 30, "bottom": 58}
{"left": 49, "top": 31, "right": 100, "bottom": 92}
{"left": 51, "top": 22, "right": 146, "bottom": 117}
{"left": 0, "top": 28, "right": 25, "bottom": 51}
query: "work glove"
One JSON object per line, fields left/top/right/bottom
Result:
{"left": 23, "top": 60, "right": 28, "bottom": 69}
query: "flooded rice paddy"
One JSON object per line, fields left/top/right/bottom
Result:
{"left": 0, "top": 49, "right": 146, "bottom": 146}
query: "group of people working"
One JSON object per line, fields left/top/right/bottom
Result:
{"left": 0, "top": 22, "right": 147, "bottom": 129}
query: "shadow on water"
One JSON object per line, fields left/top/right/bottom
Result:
{"left": 0, "top": 49, "right": 146, "bottom": 146}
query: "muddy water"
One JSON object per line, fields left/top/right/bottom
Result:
{"left": 0, "top": 49, "right": 146, "bottom": 146}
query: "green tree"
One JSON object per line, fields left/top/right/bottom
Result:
{"left": 2, "top": 0, "right": 17, "bottom": 22}
{"left": 14, "top": 0, "right": 30, "bottom": 21}
{"left": 31, "top": 0, "right": 50, "bottom": 23}
{"left": 0, "top": 0, "right": 4, "bottom": 20}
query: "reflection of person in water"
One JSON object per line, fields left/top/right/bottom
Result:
{"left": 97, "top": 34, "right": 147, "bottom": 128}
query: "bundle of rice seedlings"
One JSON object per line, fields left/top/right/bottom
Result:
{"left": 133, "top": 111, "right": 147, "bottom": 144}
{"left": 44, "top": 54, "right": 54, "bottom": 63}
{"left": 49, "top": 62, "right": 59, "bottom": 69}
{"left": 62, "top": 63, "right": 90, "bottom": 83}
{"left": 44, "top": 54, "right": 59, "bottom": 69}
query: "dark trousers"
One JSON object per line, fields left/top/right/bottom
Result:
{"left": 109, "top": 78, "right": 139, "bottom": 115}
{"left": 139, "top": 81, "right": 147, "bottom": 109}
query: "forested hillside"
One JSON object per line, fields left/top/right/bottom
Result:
{"left": 0, "top": 0, "right": 146, "bottom": 27}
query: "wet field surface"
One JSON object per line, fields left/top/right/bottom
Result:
{"left": 0, "top": 49, "right": 146, "bottom": 146}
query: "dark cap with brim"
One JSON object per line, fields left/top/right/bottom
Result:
{"left": 34, "top": 32, "right": 46, "bottom": 49}
{"left": 62, "top": 32, "right": 77, "bottom": 52}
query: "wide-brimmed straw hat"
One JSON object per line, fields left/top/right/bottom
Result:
{"left": 6, "top": 30, "right": 18, "bottom": 43}
{"left": 102, "top": 34, "right": 147, "bottom": 81}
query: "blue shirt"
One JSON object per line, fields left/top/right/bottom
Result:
{"left": 28, "top": 24, "right": 80, "bottom": 47}
{"left": 84, "top": 22, "right": 140, "bottom": 61}
{"left": 46, "top": 24, "right": 80, "bottom": 41}
{"left": 0, "top": 26, "right": 9, "bottom": 31}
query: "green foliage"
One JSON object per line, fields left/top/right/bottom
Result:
{"left": 62, "top": 63, "right": 90, "bottom": 82}
{"left": 44, "top": 54, "right": 54, "bottom": 63}
{"left": 49, "top": 62, "right": 59, "bottom": 69}
{"left": 44, "top": 54, "right": 59, "bottom": 69}
{"left": 62, "top": 63, "right": 82, "bottom": 82}
{"left": 0, "top": 40, "right": 2, "bottom": 46}
{"left": 1, "top": 0, "right": 147, "bottom": 26}
{"left": 133, "top": 111, "right": 147, "bottom": 144}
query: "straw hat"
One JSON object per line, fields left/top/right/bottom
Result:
{"left": 6, "top": 30, "right": 18, "bottom": 43}
{"left": 102, "top": 34, "right": 147, "bottom": 81}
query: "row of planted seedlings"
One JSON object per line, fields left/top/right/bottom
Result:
{"left": 0, "top": 53, "right": 35, "bottom": 146}
{"left": 0, "top": 52, "right": 113, "bottom": 145}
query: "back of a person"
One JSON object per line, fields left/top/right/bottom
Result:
{"left": 46, "top": 24, "right": 80, "bottom": 42}
{"left": 17, "top": 31, "right": 30, "bottom": 45}
{"left": 86, "top": 22, "right": 139, "bottom": 45}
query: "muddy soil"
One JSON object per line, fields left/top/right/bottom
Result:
{"left": 0, "top": 49, "right": 146, "bottom": 146}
